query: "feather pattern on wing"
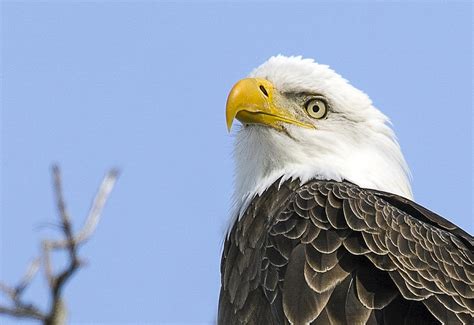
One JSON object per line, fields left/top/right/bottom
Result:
{"left": 218, "top": 179, "right": 474, "bottom": 325}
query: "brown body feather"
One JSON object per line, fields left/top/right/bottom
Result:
{"left": 218, "top": 179, "right": 474, "bottom": 324}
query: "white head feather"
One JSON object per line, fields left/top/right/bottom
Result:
{"left": 231, "top": 55, "right": 412, "bottom": 221}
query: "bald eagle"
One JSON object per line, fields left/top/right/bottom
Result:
{"left": 218, "top": 56, "right": 473, "bottom": 324}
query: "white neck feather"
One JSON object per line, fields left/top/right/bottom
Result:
{"left": 231, "top": 123, "right": 412, "bottom": 221}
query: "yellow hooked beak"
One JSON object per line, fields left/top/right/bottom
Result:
{"left": 225, "top": 78, "right": 314, "bottom": 131}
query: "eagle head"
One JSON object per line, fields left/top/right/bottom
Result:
{"left": 226, "top": 55, "right": 412, "bottom": 218}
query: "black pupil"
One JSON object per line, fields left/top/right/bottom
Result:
{"left": 312, "top": 103, "right": 320, "bottom": 112}
{"left": 259, "top": 85, "right": 269, "bottom": 97}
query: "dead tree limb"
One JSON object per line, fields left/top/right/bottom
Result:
{"left": 0, "top": 166, "right": 119, "bottom": 324}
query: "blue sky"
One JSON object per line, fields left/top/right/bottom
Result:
{"left": 1, "top": 1, "right": 472, "bottom": 324}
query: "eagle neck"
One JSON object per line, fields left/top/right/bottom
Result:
{"left": 230, "top": 125, "right": 413, "bottom": 229}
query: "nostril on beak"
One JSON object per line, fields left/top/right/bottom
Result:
{"left": 259, "top": 85, "right": 269, "bottom": 97}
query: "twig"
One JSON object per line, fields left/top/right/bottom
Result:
{"left": 15, "top": 258, "right": 41, "bottom": 297}
{"left": 0, "top": 305, "right": 45, "bottom": 321}
{"left": 0, "top": 258, "right": 46, "bottom": 321}
{"left": 42, "top": 241, "right": 54, "bottom": 287}
{"left": 49, "top": 169, "right": 119, "bottom": 249}
{"left": 48, "top": 165, "right": 80, "bottom": 305}
{"left": 0, "top": 166, "right": 119, "bottom": 324}
{"left": 0, "top": 282, "right": 15, "bottom": 300}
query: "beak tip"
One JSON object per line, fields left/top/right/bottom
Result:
{"left": 226, "top": 117, "right": 233, "bottom": 132}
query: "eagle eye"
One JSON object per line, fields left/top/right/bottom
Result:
{"left": 305, "top": 97, "right": 328, "bottom": 119}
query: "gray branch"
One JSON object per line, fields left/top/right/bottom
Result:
{"left": 0, "top": 166, "right": 119, "bottom": 324}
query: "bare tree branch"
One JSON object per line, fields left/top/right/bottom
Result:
{"left": 0, "top": 305, "right": 45, "bottom": 321}
{"left": 0, "top": 258, "right": 40, "bottom": 300}
{"left": 15, "top": 258, "right": 41, "bottom": 297}
{"left": 0, "top": 258, "right": 46, "bottom": 322}
{"left": 42, "top": 241, "right": 54, "bottom": 288}
{"left": 0, "top": 283, "right": 15, "bottom": 300}
{"left": 49, "top": 168, "right": 119, "bottom": 249}
{"left": 0, "top": 166, "right": 119, "bottom": 324}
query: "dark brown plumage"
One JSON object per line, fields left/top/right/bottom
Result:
{"left": 218, "top": 179, "right": 474, "bottom": 324}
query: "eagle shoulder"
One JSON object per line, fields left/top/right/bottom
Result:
{"left": 218, "top": 179, "right": 474, "bottom": 324}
